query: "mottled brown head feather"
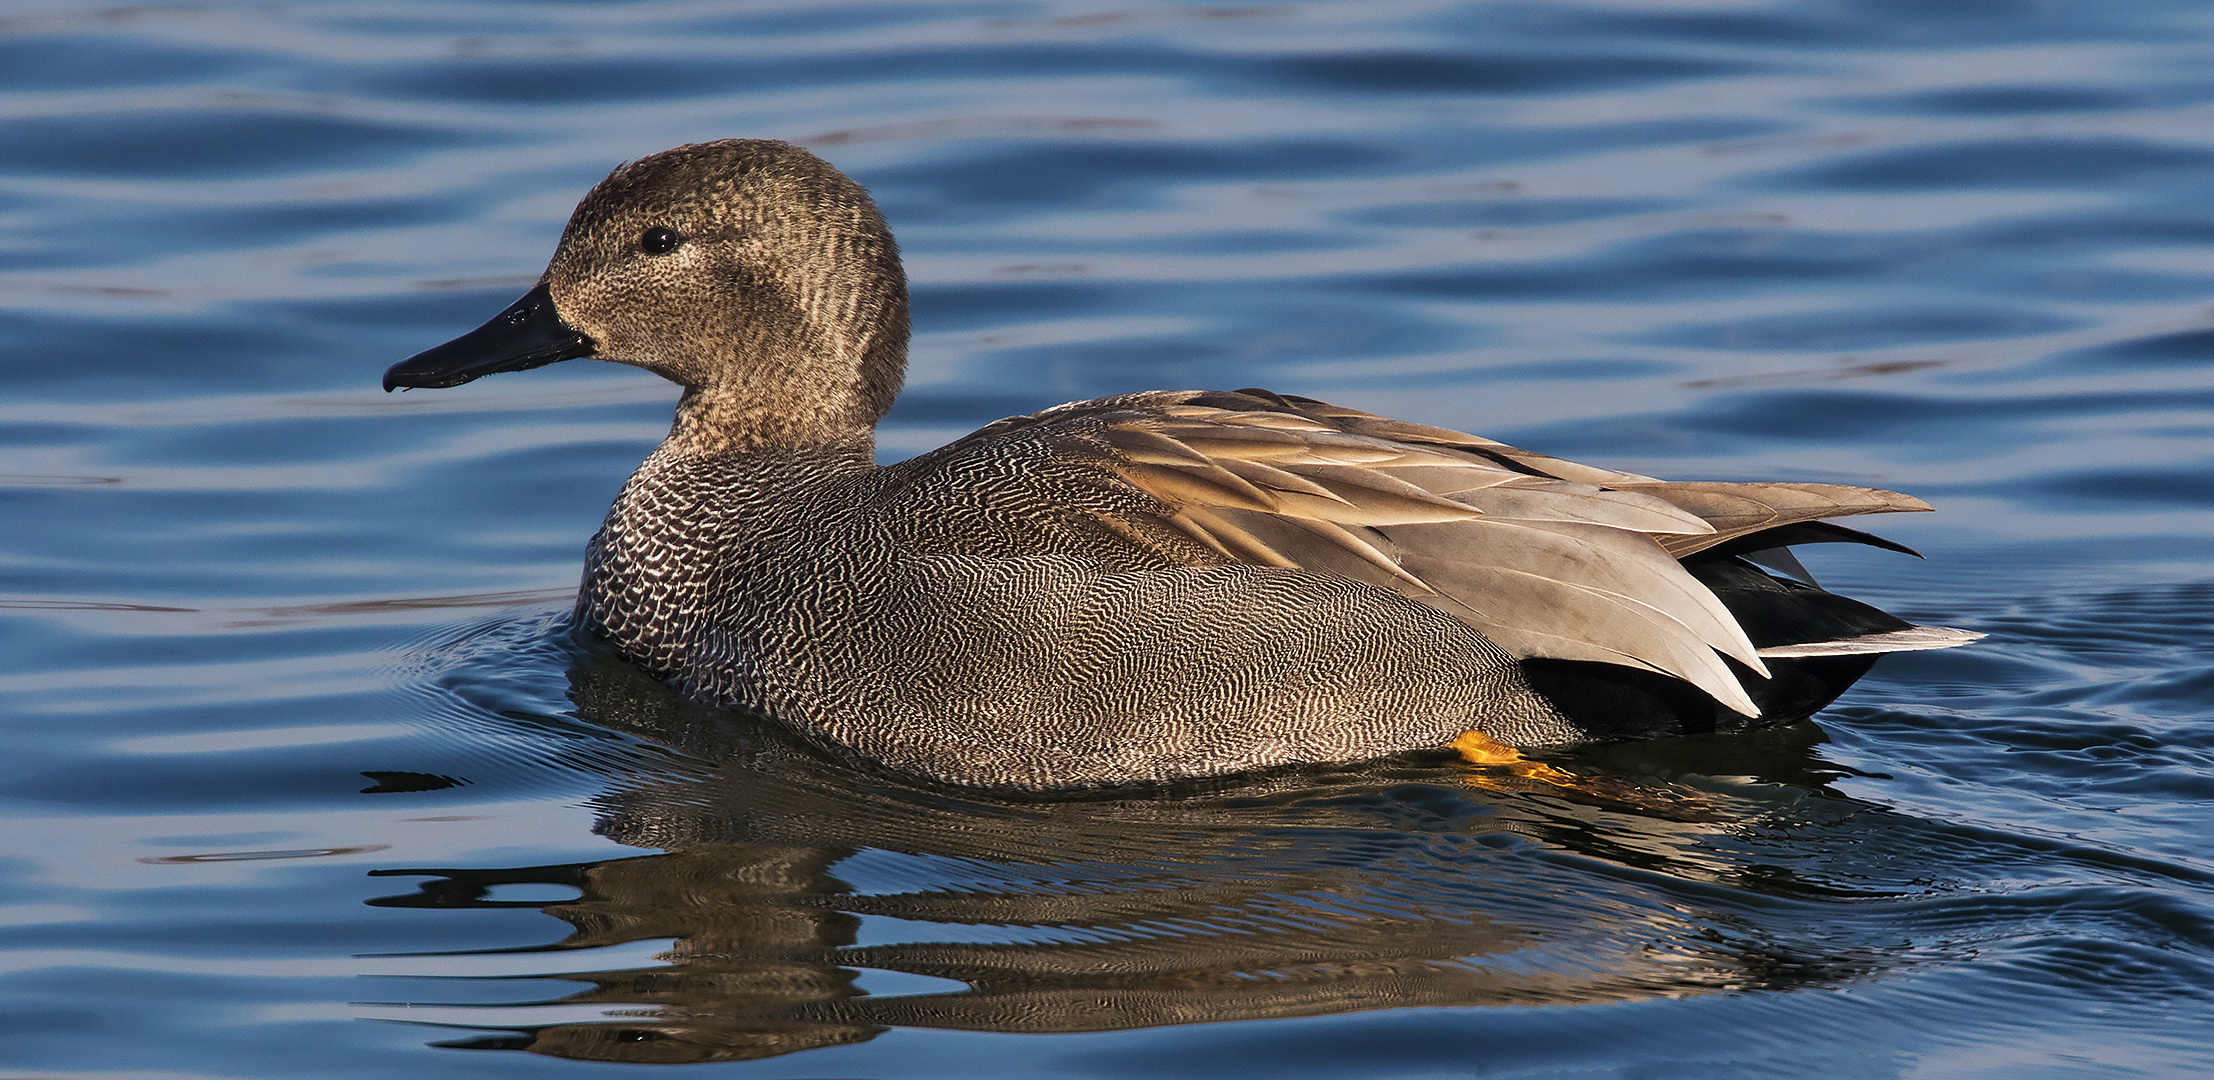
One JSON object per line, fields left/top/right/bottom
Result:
{"left": 546, "top": 139, "right": 909, "bottom": 454}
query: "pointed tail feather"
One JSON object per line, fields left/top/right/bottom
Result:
{"left": 1756, "top": 625, "right": 1984, "bottom": 658}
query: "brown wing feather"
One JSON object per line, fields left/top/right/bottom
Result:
{"left": 942, "top": 389, "right": 1934, "bottom": 717}
{"left": 1614, "top": 482, "right": 1932, "bottom": 558}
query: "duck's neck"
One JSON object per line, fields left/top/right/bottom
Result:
{"left": 659, "top": 384, "right": 881, "bottom": 460}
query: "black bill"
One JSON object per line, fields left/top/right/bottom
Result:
{"left": 383, "top": 282, "right": 596, "bottom": 391}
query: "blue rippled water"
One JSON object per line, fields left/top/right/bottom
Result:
{"left": 3, "top": 0, "right": 2213, "bottom": 1076}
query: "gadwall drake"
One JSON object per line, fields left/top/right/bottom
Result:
{"left": 386, "top": 139, "right": 1977, "bottom": 790}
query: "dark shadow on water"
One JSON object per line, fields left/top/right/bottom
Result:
{"left": 363, "top": 634, "right": 1957, "bottom": 1066}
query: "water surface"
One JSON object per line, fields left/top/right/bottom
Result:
{"left": 3, "top": 0, "right": 2213, "bottom": 1076}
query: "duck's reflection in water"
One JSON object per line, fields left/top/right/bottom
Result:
{"left": 369, "top": 654, "right": 1896, "bottom": 1065}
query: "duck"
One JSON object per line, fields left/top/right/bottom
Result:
{"left": 385, "top": 138, "right": 1978, "bottom": 790}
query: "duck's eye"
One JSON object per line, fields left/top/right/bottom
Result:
{"left": 639, "top": 227, "right": 684, "bottom": 255}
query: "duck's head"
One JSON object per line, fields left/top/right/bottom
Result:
{"left": 385, "top": 139, "right": 909, "bottom": 450}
